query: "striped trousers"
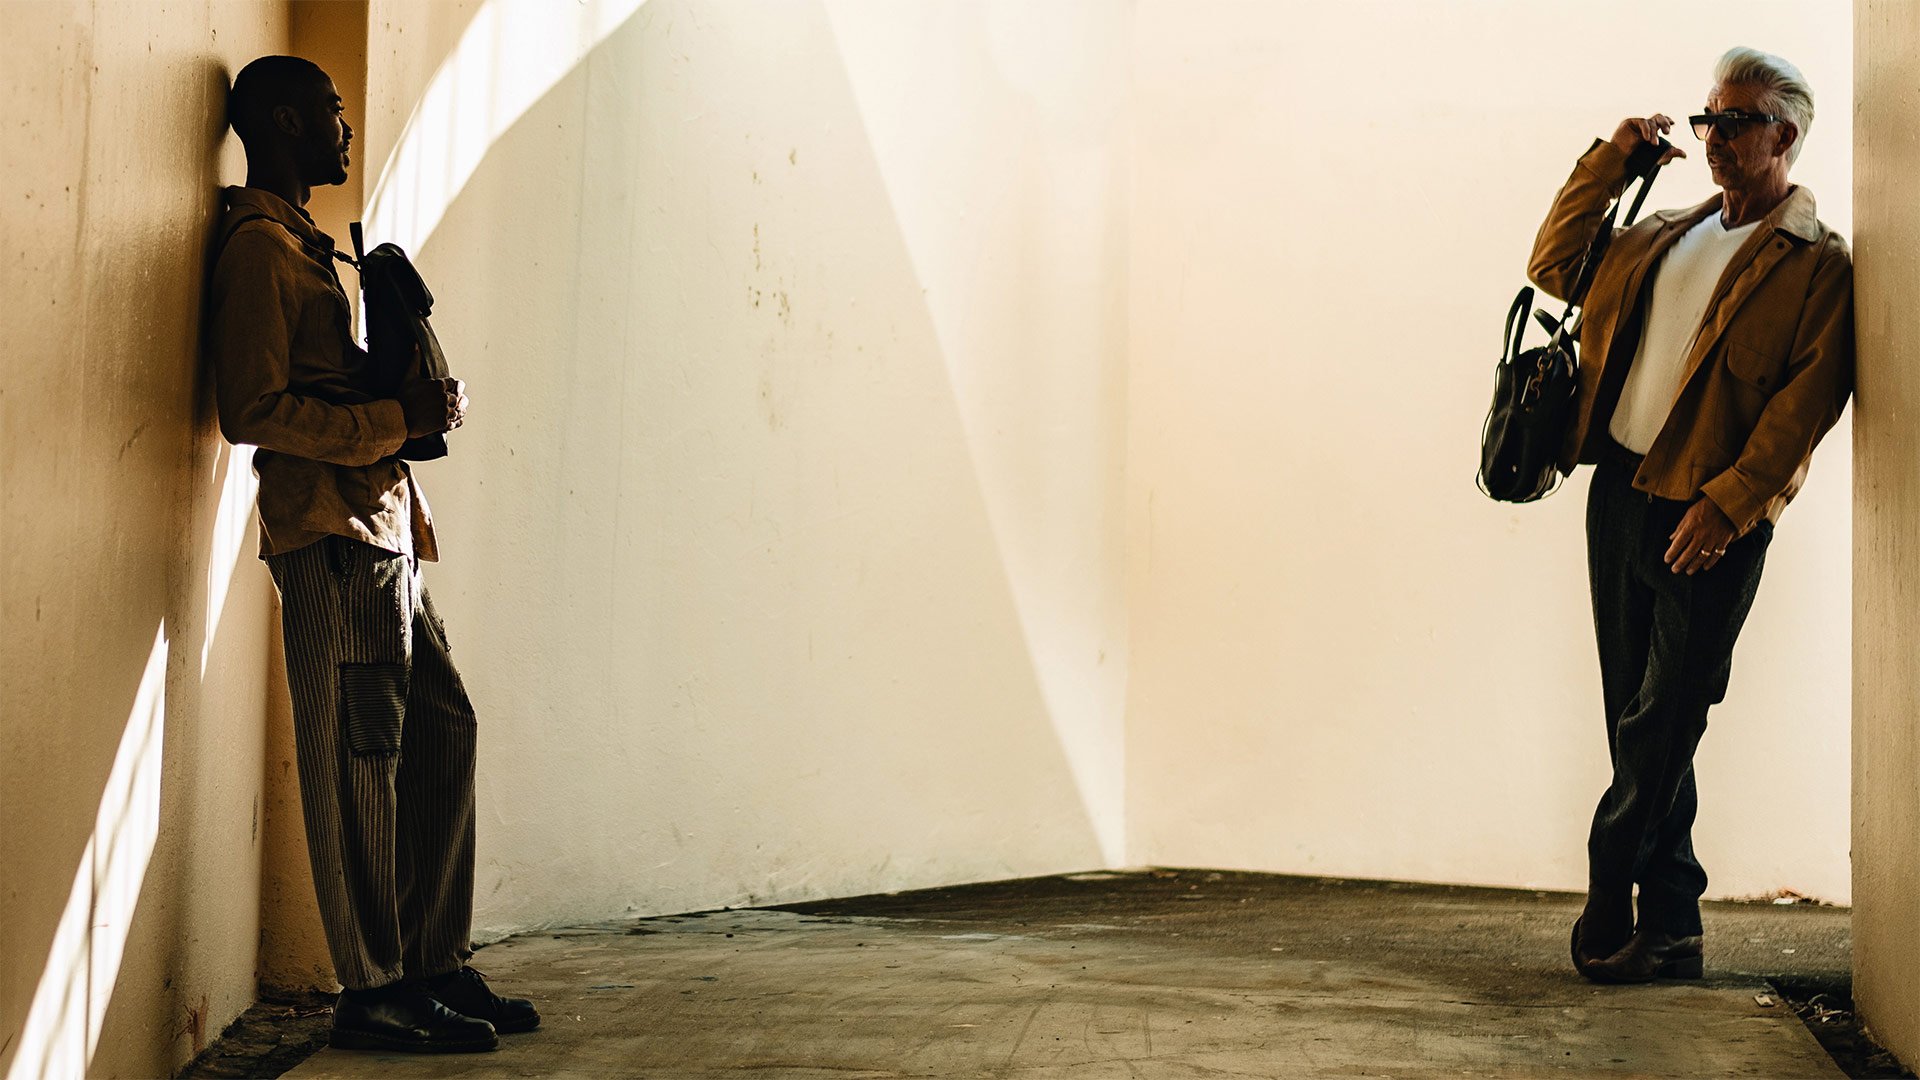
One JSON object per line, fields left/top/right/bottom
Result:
{"left": 266, "top": 536, "right": 477, "bottom": 991}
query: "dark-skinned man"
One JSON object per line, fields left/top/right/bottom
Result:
{"left": 207, "top": 55, "right": 537, "bottom": 1053}
{"left": 1527, "top": 47, "right": 1853, "bottom": 984}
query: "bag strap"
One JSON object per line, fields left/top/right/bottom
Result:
{"left": 218, "top": 210, "right": 359, "bottom": 275}
{"left": 1548, "top": 146, "right": 1667, "bottom": 343}
{"left": 214, "top": 212, "right": 274, "bottom": 258}
{"left": 1504, "top": 287, "right": 1534, "bottom": 363}
{"left": 1619, "top": 161, "right": 1660, "bottom": 229}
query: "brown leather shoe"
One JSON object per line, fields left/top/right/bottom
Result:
{"left": 1570, "top": 910, "right": 1630, "bottom": 977}
{"left": 1583, "top": 930, "right": 1705, "bottom": 984}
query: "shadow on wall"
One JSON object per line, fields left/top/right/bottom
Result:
{"left": 11, "top": 448, "right": 266, "bottom": 1080}
{"left": 2, "top": 27, "right": 280, "bottom": 1078}
{"left": 358, "top": 0, "right": 1130, "bottom": 931}
{"left": 9, "top": 628, "right": 168, "bottom": 1080}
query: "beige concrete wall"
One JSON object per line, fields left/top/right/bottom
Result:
{"left": 0, "top": 3, "right": 289, "bottom": 1077}
{"left": 1852, "top": 0, "right": 1920, "bottom": 1067}
{"left": 1126, "top": 0, "right": 1854, "bottom": 902}
{"left": 359, "top": 0, "right": 1131, "bottom": 934}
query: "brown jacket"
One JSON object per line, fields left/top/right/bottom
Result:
{"left": 1528, "top": 140, "right": 1854, "bottom": 536}
{"left": 207, "top": 186, "right": 438, "bottom": 560}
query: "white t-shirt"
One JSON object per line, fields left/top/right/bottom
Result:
{"left": 1608, "top": 211, "right": 1762, "bottom": 454}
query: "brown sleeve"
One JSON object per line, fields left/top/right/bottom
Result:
{"left": 1527, "top": 139, "right": 1635, "bottom": 302}
{"left": 1700, "top": 241, "right": 1856, "bottom": 534}
{"left": 208, "top": 227, "right": 408, "bottom": 466}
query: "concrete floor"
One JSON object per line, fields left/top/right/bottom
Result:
{"left": 280, "top": 870, "right": 1849, "bottom": 1079}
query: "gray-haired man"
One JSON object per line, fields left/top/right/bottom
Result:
{"left": 1528, "top": 47, "right": 1853, "bottom": 983}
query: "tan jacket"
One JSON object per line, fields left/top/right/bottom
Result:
{"left": 207, "top": 187, "right": 438, "bottom": 560}
{"left": 1528, "top": 140, "right": 1854, "bottom": 536}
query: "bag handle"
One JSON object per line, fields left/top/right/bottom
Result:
{"left": 1504, "top": 287, "right": 1534, "bottom": 363}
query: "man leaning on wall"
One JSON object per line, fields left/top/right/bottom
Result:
{"left": 204, "top": 55, "right": 539, "bottom": 1054}
{"left": 1527, "top": 47, "right": 1853, "bottom": 984}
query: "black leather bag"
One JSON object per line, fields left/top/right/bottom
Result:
{"left": 1478, "top": 145, "right": 1665, "bottom": 503}
{"left": 352, "top": 222, "right": 453, "bottom": 462}
{"left": 1478, "top": 287, "right": 1580, "bottom": 502}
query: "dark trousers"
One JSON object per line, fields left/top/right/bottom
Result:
{"left": 266, "top": 536, "right": 478, "bottom": 990}
{"left": 1584, "top": 452, "right": 1770, "bottom": 936}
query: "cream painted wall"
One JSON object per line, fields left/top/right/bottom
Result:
{"left": 1852, "top": 0, "right": 1920, "bottom": 1068}
{"left": 0, "top": 2, "right": 1870, "bottom": 1073}
{"left": 359, "top": 0, "right": 1131, "bottom": 935}
{"left": 0, "top": 3, "right": 288, "bottom": 1077}
{"left": 1126, "top": 0, "right": 1854, "bottom": 903}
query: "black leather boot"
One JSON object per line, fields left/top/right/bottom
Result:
{"left": 425, "top": 966, "right": 542, "bottom": 1033}
{"left": 1585, "top": 930, "right": 1706, "bottom": 984}
{"left": 331, "top": 984, "right": 498, "bottom": 1053}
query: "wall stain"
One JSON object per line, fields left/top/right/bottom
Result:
{"left": 116, "top": 420, "right": 151, "bottom": 459}
{"left": 758, "top": 375, "right": 783, "bottom": 433}
{"left": 183, "top": 993, "right": 209, "bottom": 1055}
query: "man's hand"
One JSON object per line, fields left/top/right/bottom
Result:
{"left": 1666, "top": 498, "right": 1738, "bottom": 575}
{"left": 398, "top": 377, "right": 468, "bottom": 438}
{"left": 1610, "top": 114, "right": 1688, "bottom": 166}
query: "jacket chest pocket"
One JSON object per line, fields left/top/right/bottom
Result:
{"left": 1724, "top": 338, "right": 1787, "bottom": 394}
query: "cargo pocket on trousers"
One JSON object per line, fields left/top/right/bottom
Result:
{"left": 339, "top": 663, "right": 407, "bottom": 756}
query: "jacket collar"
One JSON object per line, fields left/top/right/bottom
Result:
{"left": 1651, "top": 183, "right": 1820, "bottom": 243}
{"left": 222, "top": 185, "right": 337, "bottom": 252}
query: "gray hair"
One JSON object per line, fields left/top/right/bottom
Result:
{"left": 1713, "top": 46, "right": 1815, "bottom": 165}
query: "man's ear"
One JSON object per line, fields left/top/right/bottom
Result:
{"left": 1775, "top": 122, "right": 1799, "bottom": 162}
{"left": 271, "top": 103, "right": 304, "bottom": 138}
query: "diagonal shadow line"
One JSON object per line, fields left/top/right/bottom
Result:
{"left": 811, "top": 1, "right": 1128, "bottom": 865}
{"left": 364, "top": 0, "right": 655, "bottom": 259}
{"left": 353, "top": 0, "right": 1123, "bottom": 914}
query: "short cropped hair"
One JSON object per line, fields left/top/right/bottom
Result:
{"left": 1714, "top": 47, "right": 1814, "bottom": 165}
{"left": 229, "top": 55, "right": 327, "bottom": 145}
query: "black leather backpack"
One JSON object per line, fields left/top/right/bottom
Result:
{"left": 352, "top": 222, "right": 453, "bottom": 462}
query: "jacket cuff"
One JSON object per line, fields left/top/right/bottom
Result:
{"left": 1700, "top": 470, "right": 1764, "bottom": 537}
{"left": 370, "top": 399, "right": 411, "bottom": 457}
{"left": 1578, "top": 138, "right": 1633, "bottom": 188}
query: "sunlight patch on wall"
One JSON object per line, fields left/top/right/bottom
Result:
{"left": 202, "top": 443, "right": 257, "bottom": 676}
{"left": 364, "top": 0, "right": 651, "bottom": 256}
{"left": 8, "top": 625, "right": 169, "bottom": 1080}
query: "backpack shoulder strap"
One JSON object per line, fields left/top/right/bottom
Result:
{"left": 217, "top": 211, "right": 359, "bottom": 273}
{"left": 213, "top": 212, "right": 276, "bottom": 260}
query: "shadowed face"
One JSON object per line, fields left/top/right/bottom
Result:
{"left": 1702, "top": 82, "right": 1794, "bottom": 193}
{"left": 296, "top": 76, "right": 353, "bottom": 187}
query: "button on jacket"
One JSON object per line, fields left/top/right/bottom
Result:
{"left": 207, "top": 186, "right": 438, "bottom": 561}
{"left": 1528, "top": 140, "right": 1854, "bottom": 536}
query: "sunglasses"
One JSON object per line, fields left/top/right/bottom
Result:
{"left": 1689, "top": 109, "right": 1782, "bottom": 140}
